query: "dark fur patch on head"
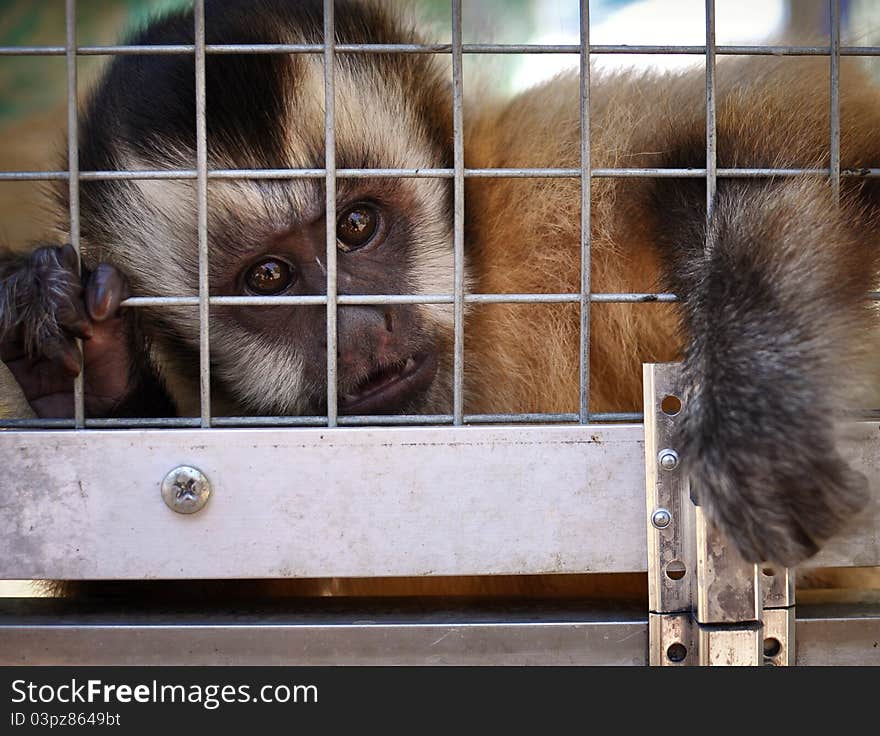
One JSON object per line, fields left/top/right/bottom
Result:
{"left": 77, "top": 0, "right": 451, "bottom": 169}
{"left": 67, "top": 0, "right": 453, "bottom": 249}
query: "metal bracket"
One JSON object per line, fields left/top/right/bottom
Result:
{"left": 761, "top": 565, "right": 796, "bottom": 666}
{"left": 644, "top": 363, "right": 796, "bottom": 666}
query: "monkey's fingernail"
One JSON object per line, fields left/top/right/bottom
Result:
{"left": 87, "top": 265, "right": 128, "bottom": 321}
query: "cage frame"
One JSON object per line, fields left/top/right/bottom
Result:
{"left": 0, "top": 0, "right": 879, "bottom": 665}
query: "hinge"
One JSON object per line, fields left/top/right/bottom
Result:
{"left": 644, "top": 363, "right": 796, "bottom": 666}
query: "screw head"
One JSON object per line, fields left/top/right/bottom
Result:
{"left": 161, "top": 466, "right": 211, "bottom": 514}
{"left": 658, "top": 449, "right": 679, "bottom": 471}
{"left": 651, "top": 507, "right": 672, "bottom": 529}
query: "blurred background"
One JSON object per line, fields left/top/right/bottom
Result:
{"left": 0, "top": 0, "right": 876, "bottom": 246}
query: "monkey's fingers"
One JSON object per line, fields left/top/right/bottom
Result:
{"left": 78, "top": 264, "right": 142, "bottom": 417}
{"left": 1, "top": 244, "right": 90, "bottom": 355}
{"left": 0, "top": 324, "right": 81, "bottom": 376}
{"left": 2, "top": 345, "right": 80, "bottom": 418}
{"left": 55, "top": 301, "right": 93, "bottom": 342}
{"left": 40, "top": 334, "right": 82, "bottom": 376}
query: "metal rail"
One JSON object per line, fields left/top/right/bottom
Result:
{"left": 0, "top": 599, "right": 876, "bottom": 666}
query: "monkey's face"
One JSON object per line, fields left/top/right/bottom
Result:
{"left": 205, "top": 174, "right": 455, "bottom": 417}
{"left": 202, "top": 51, "right": 455, "bottom": 417}
{"left": 77, "top": 24, "right": 455, "bottom": 417}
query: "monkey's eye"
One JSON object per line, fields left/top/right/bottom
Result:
{"left": 337, "top": 203, "right": 380, "bottom": 252}
{"left": 244, "top": 257, "right": 296, "bottom": 295}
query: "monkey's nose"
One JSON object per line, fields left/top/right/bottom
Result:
{"left": 336, "top": 306, "right": 396, "bottom": 373}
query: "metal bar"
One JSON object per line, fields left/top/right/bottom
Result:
{"left": 649, "top": 612, "right": 697, "bottom": 666}
{"left": 192, "top": 0, "right": 211, "bottom": 428}
{"left": 695, "top": 507, "right": 760, "bottom": 625}
{"left": 14, "top": 166, "right": 880, "bottom": 182}
{"left": 2, "top": 601, "right": 876, "bottom": 666}
{"left": 65, "top": 0, "right": 85, "bottom": 429}
{"left": 217, "top": 414, "right": 451, "bottom": 426}
{"left": 4, "top": 408, "right": 878, "bottom": 429}
{"left": 584, "top": 411, "right": 644, "bottom": 422}
{"left": 698, "top": 625, "right": 761, "bottom": 666}
{"left": 2, "top": 418, "right": 879, "bottom": 577}
{"left": 122, "top": 294, "right": 678, "bottom": 308}
{"left": 70, "top": 292, "right": 682, "bottom": 308}
{"left": 762, "top": 565, "right": 795, "bottom": 608}
{"left": 830, "top": 0, "right": 841, "bottom": 203}
{"left": 763, "top": 607, "right": 796, "bottom": 666}
{"left": 644, "top": 364, "right": 695, "bottom": 616}
{"left": 7, "top": 43, "right": 880, "bottom": 57}
{"left": 0, "top": 411, "right": 644, "bottom": 430}
{"left": 796, "top": 605, "right": 880, "bottom": 665}
{"left": 0, "top": 426, "right": 650, "bottom": 580}
{"left": 705, "top": 0, "right": 717, "bottom": 219}
{"left": 324, "top": 0, "right": 338, "bottom": 428}
{"left": 0, "top": 600, "right": 648, "bottom": 666}
{"left": 579, "top": 0, "right": 592, "bottom": 424}
{"left": 84, "top": 290, "right": 880, "bottom": 309}
{"left": 762, "top": 565, "right": 796, "bottom": 667}
{"left": 0, "top": 45, "right": 68, "bottom": 55}
{"left": 119, "top": 293, "right": 680, "bottom": 308}
{"left": 452, "top": 0, "right": 465, "bottom": 425}
{"left": 9, "top": 407, "right": 877, "bottom": 428}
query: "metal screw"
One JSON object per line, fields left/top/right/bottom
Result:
{"left": 658, "top": 449, "right": 679, "bottom": 471}
{"left": 161, "top": 466, "right": 211, "bottom": 514}
{"left": 652, "top": 508, "right": 672, "bottom": 529}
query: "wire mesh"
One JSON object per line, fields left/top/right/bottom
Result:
{"left": 65, "top": 0, "right": 84, "bottom": 428}
{"left": 0, "top": 0, "right": 859, "bottom": 430}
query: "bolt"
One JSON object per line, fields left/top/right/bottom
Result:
{"left": 652, "top": 508, "right": 672, "bottom": 529}
{"left": 161, "top": 466, "right": 211, "bottom": 514}
{"left": 658, "top": 449, "right": 679, "bottom": 471}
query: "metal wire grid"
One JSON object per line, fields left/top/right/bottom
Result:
{"left": 0, "top": 0, "right": 855, "bottom": 429}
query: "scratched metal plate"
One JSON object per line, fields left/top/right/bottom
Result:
{"left": 1, "top": 423, "right": 877, "bottom": 580}
{"left": 0, "top": 425, "right": 647, "bottom": 579}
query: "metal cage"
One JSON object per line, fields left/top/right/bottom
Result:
{"left": 0, "top": 0, "right": 878, "bottom": 666}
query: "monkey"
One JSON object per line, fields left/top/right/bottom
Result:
{"left": 1, "top": 0, "right": 878, "bottom": 586}
{"left": 1, "top": 0, "right": 455, "bottom": 426}
{"left": 465, "top": 55, "right": 880, "bottom": 568}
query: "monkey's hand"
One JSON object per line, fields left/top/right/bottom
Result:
{"left": 669, "top": 181, "right": 873, "bottom": 568}
{"left": 0, "top": 244, "right": 169, "bottom": 418}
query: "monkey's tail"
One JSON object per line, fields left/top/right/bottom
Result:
{"left": 669, "top": 178, "right": 876, "bottom": 567}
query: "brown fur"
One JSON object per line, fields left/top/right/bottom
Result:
{"left": 465, "top": 56, "right": 880, "bottom": 417}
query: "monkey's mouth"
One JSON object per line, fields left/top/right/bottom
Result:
{"left": 339, "top": 352, "right": 437, "bottom": 415}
